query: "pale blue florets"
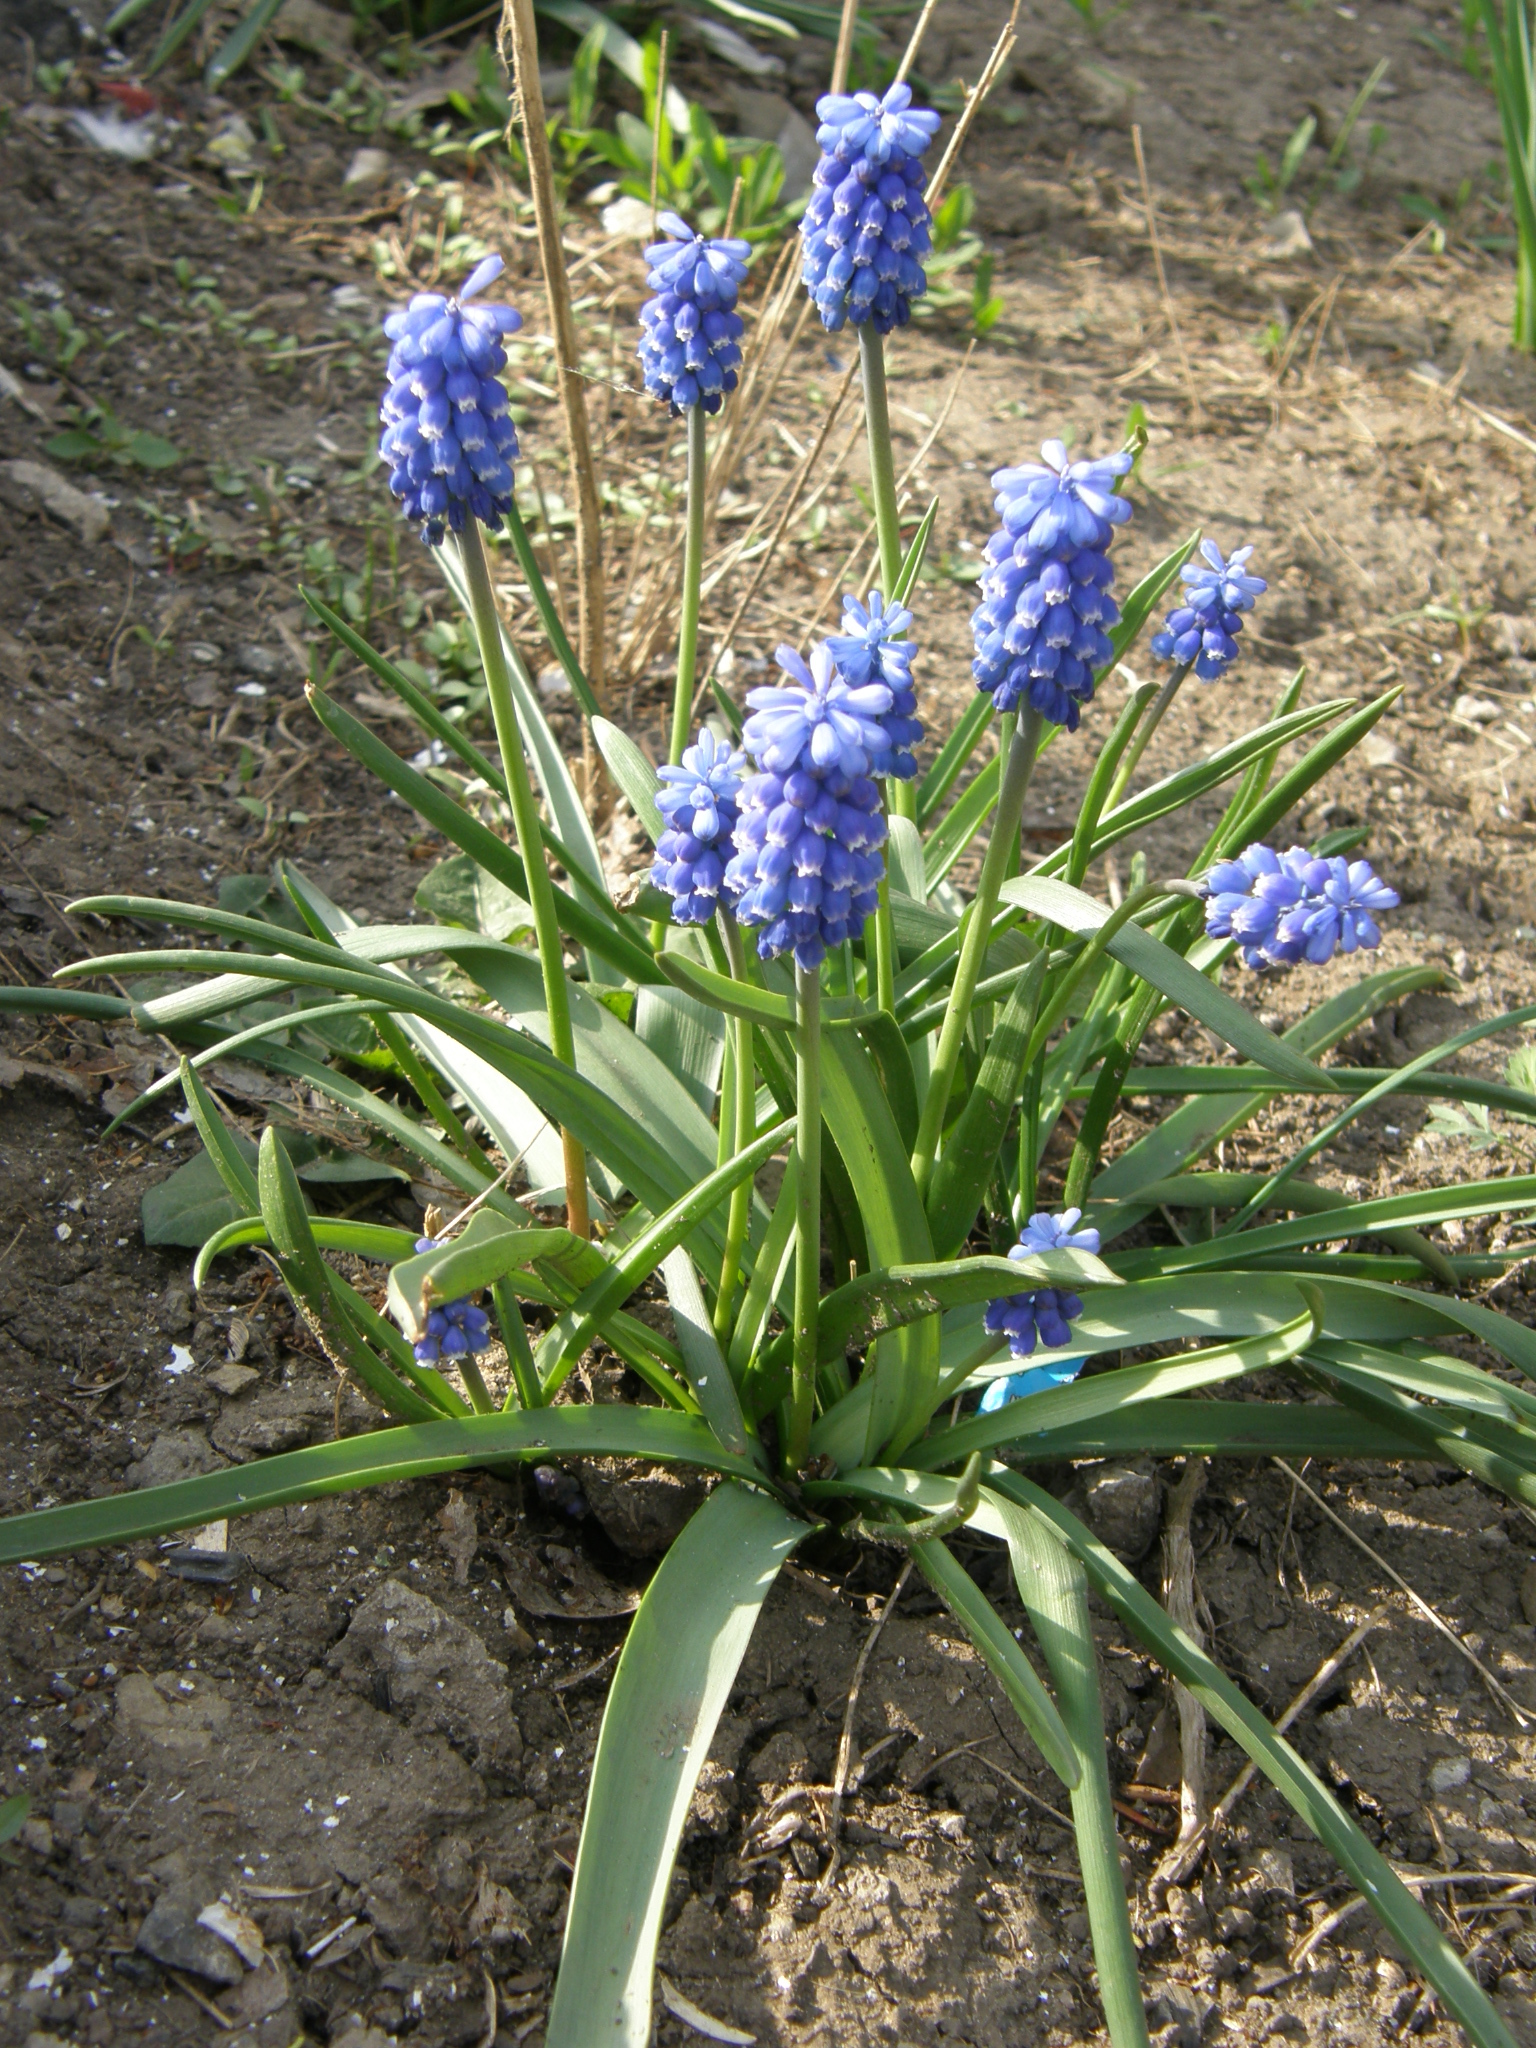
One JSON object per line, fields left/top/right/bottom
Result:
{"left": 1151, "top": 540, "right": 1268, "bottom": 682}
{"left": 799, "top": 83, "right": 941, "bottom": 335}
{"left": 825, "top": 591, "right": 923, "bottom": 780}
{"left": 652, "top": 729, "right": 747, "bottom": 925}
{"left": 637, "top": 212, "right": 750, "bottom": 415}
{"left": 410, "top": 1238, "right": 492, "bottom": 1365}
{"left": 726, "top": 644, "right": 888, "bottom": 970}
{"left": 970, "top": 441, "right": 1133, "bottom": 729}
{"left": 982, "top": 1208, "right": 1101, "bottom": 1369}
{"left": 379, "top": 254, "right": 522, "bottom": 548}
{"left": 1201, "top": 843, "right": 1400, "bottom": 969}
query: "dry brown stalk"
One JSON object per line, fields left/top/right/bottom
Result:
{"left": 1149, "top": 1457, "right": 1208, "bottom": 1898}
{"left": 923, "top": 0, "right": 1022, "bottom": 211}
{"left": 829, "top": 0, "right": 860, "bottom": 97}
{"left": 499, "top": 0, "right": 607, "bottom": 702}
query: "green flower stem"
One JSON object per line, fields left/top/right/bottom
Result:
{"left": 668, "top": 404, "right": 709, "bottom": 767}
{"left": 786, "top": 961, "right": 822, "bottom": 1474}
{"left": 1102, "top": 658, "right": 1193, "bottom": 814}
{"left": 873, "top": 871, "right": 896, "bottom": 1014}
{"left": 458, "top": 520, "right": 590, "bottom": 1239}
{"left": 859, "top": 324, "right": 917, "bottom": 826}
{"left": 494, "top": 1280, "right": 545, "bottom": 1411}
{"left": 910, "top": 707, "right": 1044, "bottom": 1195}
{"left": 715, "top": 913, "right": 758, "bottom": 1342}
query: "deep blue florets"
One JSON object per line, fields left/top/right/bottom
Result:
{"left": 799, "top": 83, "right": 941, "bottom": 334}
{"left": 637, "top": 212, "right": 750, "bottom": 415}
{"left": 1151, "top": 540, "right": 1268, "bottom": 682}
{"left": 652, "top": 728, "right": 747, "bottom": 925}
{"left": 982, "top": 1208, "right": 1101, "bottom": 1367}
{"left": 1201, "top": 843, "right": 1400, "bottom": 969}
{"left": 410, "top": 1236, "right": 492, "bottom": 1365}
{"left": 727, "top": 763, "right": 886, "bottom": 971}
{"left": 740, "top": 642, "right": 895, "bottom": 780}
{"left": 970, "top": 441, "right": 1134, "bottom": 729}
{"left": 825, "top": 591, "right": 923, "bottom": 780}
{"left": 379, "top": 254, "right": 522, "bottom": 548}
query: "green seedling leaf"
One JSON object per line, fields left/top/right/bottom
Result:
{"left": 661, "top": 1248, "right": 756, "bottom": 1461}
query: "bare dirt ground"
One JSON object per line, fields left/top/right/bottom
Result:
{"left": 9, "top": 1, "right": 1536, "bottom": 2043}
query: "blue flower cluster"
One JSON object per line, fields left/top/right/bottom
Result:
{"left": 1151, "top": 540, "right": 1268, "bottom": 682}
{"left": 825, "top": 591, "right": 923, "bottom": 780}
{"left": 970, "top": 441, "right": 1134, "bottom": 729}
{"left": 652, "top": 728, "right": 747, "bottom": 925}
{"left": 800, "top": 83, "right": 941, "bottom": 334}
{"left": 983, "top": 1207, "right": 1101, "bottom": 1367}
{"left": 1202, "top": 843, "right": 1400, "bottom": 969}
{"left": 637, "top": 212, "right": 750, "bottom": 415}
{"left": 410, "top": 1237, "right": 492, "bottom": 1366}
{"left": 727, "top": 642, "right": 888, "bottom": 970}
{"left": 379, "top": 254, "right": 523, "bottom": 548}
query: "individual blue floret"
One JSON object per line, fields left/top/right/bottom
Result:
{"left": 982, "top": 1208, "right": 1101, "bottom": 1363}
{"left": 409, "top": 1237, "right": 492, "bottom": 1365}
{"left": 652, "top": 727, "right": 747, "bottom": 925}
{"left": 799, "top": 82, "right": 942, "bottom": 335}
{"left": 970, "top": 441, "right": 1133, "bottom": 729}
{"left": 1151, "top": 540, "right": 1268, "bottom": 682}
{"left": 824, "top": 590, "right": 923, "bottom": 780}
{"left": 637, "top": 212, "right": 751, "bottom": 415}
{"left": 1201, "top": 843, "right": 1399, "bottom": 969}
{"left": 378, "top": 253, "right": 523, "bottom": 547}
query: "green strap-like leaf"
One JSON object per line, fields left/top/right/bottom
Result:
{"left": 986, "top": 1492, "right": 1149, "bottom": 2048}
{"left": 662, "top": 1248, "right": 757, "bottom": 1462}
{"left": 988, "top": 1396, "right": 1424, "bottom": 1464}
{"left": 909, "top": 1296, "right": 1318, "bottom": 1470}
{"left": 0, "top": 1407, "right": 763, "bottom": 1564}
{"left": 593, "top": 716, "right": 665, "bottom": 845}
{"left": 1093, "top": 963, "right": 1448, "bottom": 1200}
{"left": 660, "top": 952, "right": 796, "bottom": 1027}
{"left": 386, "top": 1209, "right": 576, "bottom": 1339}
{"left": 891, "top": 495, "right": 938, "bottom": 605}
{"left": 911, "top": 1532, "right": 1080, "bottom": 1788}
{"left": 0, "top": 1794, "right": 31, "bottom": 1847}
{"left": 535, "top": 1117, "right": 794, "bottom": 1390}
{"left": 819, "top": 1022, "right": 939, "bottom": 1460}
{"left": 178, "top": 1058, "right": 259, "bottom": 1213}
{"left": 194, "top": 1215, "right": 417, "bottom": 1290}
{"left": 926, "top": 955, "right": 1046, "bottom": 1258}
{"left": 256, "top": 1130, "right": 444, "bottom": 1425}
{"left": 547, "top": 1482, "right": 805, "bottom": 2047}
{"left": 1002, "top": 875, "right": 1331, "bottom": 1091}
{"left": 987, "top": 1471, "right": 1519, "bottom": 2048}
{"left": 204, "top": 0, "right": 286, "bottom": 84}
{"left": 504, "top": 500, "right": 602, "bottom": 717}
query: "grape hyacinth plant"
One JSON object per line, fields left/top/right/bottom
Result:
{"left": 10, "top": 169, "right": 1536, "bottom": 2048}
{"left": 1151, "top": 538, "right": 1268, "bottom": 682}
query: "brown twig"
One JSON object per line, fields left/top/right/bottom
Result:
{"left": 647, "top": 28, "right": 669, "bottom": 240}
{"left": 499, "top": 0, "right": 606, "bottom": 702}
{"left": 1149, "top": 1457, "right": 1208, "bottom": 1897}
{"left": 895, "top": 0, "right": 943, "bottom": 82}
{"left": 923, "top": 1, "right": 1022, "bottom": 212}
{"left": 1272, "top": 1458, "right": 1531, "bottom": 1728}
{"left": 1131, "top": 124, "right": 1201, "bottom": 424}
{"left": 814, "top": 1558, "right": 911, "bottom": 1902}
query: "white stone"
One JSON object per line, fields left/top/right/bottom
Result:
{"left": 1429, "top": 1754, "right": 1470, "bottom": 1793}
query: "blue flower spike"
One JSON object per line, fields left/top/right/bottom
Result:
{"left": 1151, "top": 539, "right": 1268, "bottom": 682}
{"left": 727, "top": 640, "right": 889, "bottom": 971}
{"left": 379, "top": 253, "right": 523, "bottom": 548}
{"left": 825, "top": 590, "right": 923, "bottom": 780}
{"left": 653, "top": 727, "right": 748, "bottom": 926}
{"left": 799, "top": 82, "right": 942, "bottom": 335}
{"left": 1201, "top": 843, "right": 1400, "bottom": 970}
{"left": 980, "top": 1208, "right": 1100, "bottom": 1411}
{"left": 410, "top": 1237, "right": 493, "bottom": 1366}
{"left": 970, "top": 441, "right": 1134, "bottom": 730}
{"left": 638, "top": 212, "right": 751, "bottom": 416}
